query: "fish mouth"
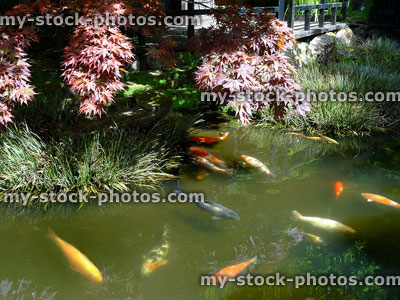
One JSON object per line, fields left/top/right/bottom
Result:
{"left": 228, "top": 214, "right": 240, "bottom": 220}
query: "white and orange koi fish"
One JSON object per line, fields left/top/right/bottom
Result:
{"left": 195, "top": 157, "right": 233, "bottom": 176}
{"left": 241, "top": 155, "right": 275, "bottom": 178}
{"left": 361, "top": 193, "right": 400, "bottom": 209}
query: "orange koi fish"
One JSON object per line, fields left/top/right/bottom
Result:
{"left": 195, "top": 157, "right": 233, "bottom": 176}
{"left": 241, "top": 155, "right": 275, "bottom": 178}
{"left": 361, "top": 193, "right": 400, "bottom": 209}
{"left": 187, "top": 132, "right": 229, "bottom": 144}
{"left": 286, "top": 133, "right": 339, "bottom": 144}
{"left": 189, "top": 147, "right": 227, "bottom": 168}
{"left": 334, "top": 181, "right": 344, "bottom": 197}
{"left": 212, "top": 256, "right": 257, "bottom": 284}
{"left": 47, "top": 229, "right": 103, "bottom": 284}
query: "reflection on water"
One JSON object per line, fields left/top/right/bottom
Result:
{"left": 0, "top": 125, "right": 400, "bottom": 299}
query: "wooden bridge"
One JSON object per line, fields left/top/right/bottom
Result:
{"left": 136, "top": 1, "right": 349, "bottom": 70}
{"left": 165, "top": 0, "right": 349, "bottom": 39}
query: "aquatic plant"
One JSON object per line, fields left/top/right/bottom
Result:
{"left": 0, "top": 112, "right": 198, "bottom": 207}
{"left": 276, "top": 242, "right": 388, "bottom": 299}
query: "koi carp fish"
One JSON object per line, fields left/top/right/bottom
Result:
{"left": 196, "top": 200, "right": 240, "bottom": 220}
{"left": 286, "top": 133, "right": 339, "bottom": 144}
{"left": 241, "top": 155, "right": 275, "bottom": 178}
{"left": 187, "top": 132, "right": 229, "bottom": 144}
{"left": 142, "top": 224, "right": 170, "bottom": 276}
{"left": 173, "top": 189, "right": 240, "bottom": 220}
{"left": 47, "top": 229, "right": 103, "bottom": 284}
{"left": 303, "top": 233, "right": 325, "bottom": 244}
{"left": 212, "top": 256, "right": 257, "bottom": 284}
{"left": 189, "top": 147, "right": 228, "bottom": 168}
{"left": 361, "top": 193, "right": 400, "bottom": 209}
{"left": 195, "top": 157, "right": 233, "bottom": 176}
{"left": 292, "top": 210, "right": 355, "bottom": 233}
{"left": 334, "top": 181, "right": 344, "bottom": 197}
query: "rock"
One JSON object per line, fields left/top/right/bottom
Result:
{"left": 308, "top": 34, "right": 337, "bottom": 64}
{"left": 336, "top": 27, "right": 356, "bottom": 46}
{"left": 285, "top": 42, "right": 313, "bottom": 67}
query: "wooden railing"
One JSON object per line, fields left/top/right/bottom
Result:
{"left": 135, "top": 0, "right": 349, "bottom": 70}
{"left": 164, "top": 0, "right": 348, "bottom": 38}
{"left": 287, "top": 0, "right": 349, "bottom": 30}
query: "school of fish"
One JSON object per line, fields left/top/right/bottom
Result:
{"left": 26, "top": 130, "right": 399, "bottom": 288}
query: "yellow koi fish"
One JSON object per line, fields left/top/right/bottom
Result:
{"left": 142, "top": 224, "right": 170, "bottom": 276}
{"left": 286, "top": 133, "right": 339, "bottom": 144}
{"left": 292, "top": 210, "right": 355, "bottom": 233}
{"left": 47, "top": 229, "right": 103, "bottom": 284}
{"left": 303, "top": 233, "right": 325, "bottom": 244}
{"left": 241, "top": 155, "right": 275, "bottom": 178}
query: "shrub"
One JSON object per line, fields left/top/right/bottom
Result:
{"left": 192, "top": 2, "right": 309, "bottom": 126}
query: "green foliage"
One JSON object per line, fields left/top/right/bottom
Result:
{"left": 0, "top": 112, "right": 198, "bottom": 207}
{"left": 121, "top": 52, "right": 202, "bottom": 110}
{"left": 256, "top": 36, "right": 400, "bottom": 136}
{"left": 348, "top": 0, "right": 374, "bottom": 20}
{"left": 277, "top": 242, "right": 387, "bottom": 299}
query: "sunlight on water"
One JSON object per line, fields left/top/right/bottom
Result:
{"left": 0, "top": 125, "right": 399, "bottom": 299}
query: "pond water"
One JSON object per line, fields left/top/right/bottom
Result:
{"left": 1, "top": 123, "right": 400, "bottom": 300}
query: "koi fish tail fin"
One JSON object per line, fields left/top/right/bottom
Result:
{"left": 226, "top": 168, "right": 234, "bottom": 176}
{"left": 220, "top": 132, "right": 229, "bottom": 139}
{"left": 292, "top": 210, "right": 303, "bottom": 220}
{"left": 396, "top": 203, "right": 400, "bottom": 209}
{"left": 163, "top": 224, "right": 170, "bottom": 237}
{"left": 267, "top": 172, "right": 276, "bottom": 179}
{"left": 249, "top": 256, "right": 258, "bottom": 264}
{"left": 46, "top": 227, "right": 58, "bottom": 242}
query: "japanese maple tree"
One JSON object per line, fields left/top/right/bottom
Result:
{"left": 192, "top": 1, "right": 310, "bottom": 125}
{"left": 0, "top": 0, "right": 176, "bottom": 125}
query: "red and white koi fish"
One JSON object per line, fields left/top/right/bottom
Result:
{"left": 187, "top": 132, "right": 229, "bottom": 144}
{"left": 142, "top": 224, "right": 170, "bottom": 276}
{"left": 189, "top": 147, "right": 227, "bottom": 168}
{"left": 286, "top": 132, "right": 339, "bottom": 144}
{"left": 195, "top": 157, "right": 233, "bottom": 176}
{"left": 361, "top": 193, "right": 400, "bottom": 209}
{"left": 241, "top": 155, "right": 275, "bottom": 178}
{"left": 212, "top": 256, "right": 257, "bottom": 284}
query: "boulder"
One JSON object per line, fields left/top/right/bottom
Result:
{"left": 336, "top": 27, "right": 356, "bottom": 46}
{"left": 308, "top": 34, "right": 337, "bottom": 63}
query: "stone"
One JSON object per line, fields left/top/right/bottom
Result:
{"left": 308, "top": 34, "right": 337, "bottom": 64}
{"left": 336, "top": 27, "right": 356, "bottom": 46}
